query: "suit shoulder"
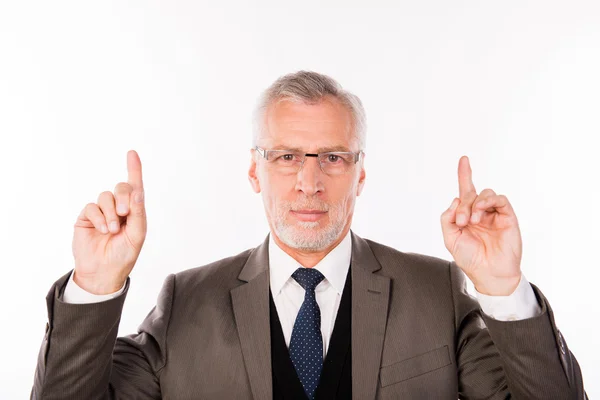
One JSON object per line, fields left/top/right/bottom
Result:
{"left": 364, "top": 238, "right": 452, "bottom": 278}
{"left": 173, "top": 247, "right": 254, "bottom": 290}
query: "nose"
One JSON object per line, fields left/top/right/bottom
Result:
{"left": 294, "top": 156, "right": 325, "bottom": 196}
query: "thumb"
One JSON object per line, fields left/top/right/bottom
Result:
{"left": 125, "top": 189, "right": 147, "bottom": 245}
{"left": 440, "top": 198, "right": 460, "bottom": 250}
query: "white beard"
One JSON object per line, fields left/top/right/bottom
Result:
{"left": 270, "top": 197, "right": 346, "bottom": 251}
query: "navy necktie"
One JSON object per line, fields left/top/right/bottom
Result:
{"left": 289, "top": 267, "right": 326, "bottom": 399}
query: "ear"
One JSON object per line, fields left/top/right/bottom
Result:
{"left": 248, "top": 149, "right": 261, "bottom": 193}
{"left": 356, "top": 157, "right": 366, "bottom": 196}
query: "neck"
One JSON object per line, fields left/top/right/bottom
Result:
{"left": 271, "top": 224, "right": 351, "bottom": 268}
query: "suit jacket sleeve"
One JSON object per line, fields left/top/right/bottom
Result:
{"left": 31, "top": 270, "right": 177, "bottom": 400}
{"left": 449, "top": 261, "right": 587, "bottom": 399}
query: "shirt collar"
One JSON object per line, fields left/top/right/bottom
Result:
{"left": 269, "top": 229, "right": 352, "bottom": 297}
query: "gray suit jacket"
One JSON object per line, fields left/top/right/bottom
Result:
{"left": 31, "top": 231, "right": 587, "bottom": 399}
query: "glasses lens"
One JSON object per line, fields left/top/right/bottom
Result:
{"left": 268, "top": 150, "right": 304, "bottom": 173}
{"left": 319, "top": 153, "right": 355, "bottom": 175}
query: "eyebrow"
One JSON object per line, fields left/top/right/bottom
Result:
{"left": 269, "top": 145, "right": 353, "bottom": 153}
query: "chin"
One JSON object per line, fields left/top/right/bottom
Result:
{"left": 274, "top": 221, "right": 344, "bottom": 252}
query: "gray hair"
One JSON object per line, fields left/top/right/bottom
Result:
{"left": 252, "top": 70, "right": 367, "bottom": 150}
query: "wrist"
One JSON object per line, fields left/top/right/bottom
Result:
{"left": 73, "top": 270, "right": 126, "bottom": 295}
{"left": 472, "top": 274, "right": 522, "bottom": 296}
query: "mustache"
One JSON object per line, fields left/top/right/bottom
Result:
{"left": 284, "top": 199, "right": 330, "bottom": 212}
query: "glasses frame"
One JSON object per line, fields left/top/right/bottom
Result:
{"left": 254, "top": 146, "right": 364, "bottom": 175}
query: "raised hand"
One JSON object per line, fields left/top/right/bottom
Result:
{"left": 440, "top": 156, "right": 523, "bottom": 296}
{"left": 71, "top": 150, "right": 147, "bottom": 294}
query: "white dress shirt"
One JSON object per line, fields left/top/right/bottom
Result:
{"left": 269, "top": 230, "right": 352, "bottom": 359}
{"left": 63, "top": 231, "right": 542, "bottom": 358}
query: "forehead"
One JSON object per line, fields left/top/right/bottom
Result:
{"left": 261, "top": 96, "right": 357, "bottom": 151}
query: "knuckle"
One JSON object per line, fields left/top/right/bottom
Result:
{"left": 461, "top": 194, "right": 475, "bottom": 205}
{"left": 90, "top": 208, "right": 103, "bottom": 219}
{"left": 87, "top": 209, "right": 104, "bottom": 225}
{"left": 83, "top": 203, "right": 99, "bottom": 215}
{"left": 114, "top": 182, "right": 132, "bottom": 194}
{"left": 132, "top": 206, "right": 146, "bottom": 217}
{"left": 114, "top": 185, "right": 131, "bottom": 210}
{"left": 474, "top": 198, "right": 486, "bottom": 208}
{"left": 98, "top": 193, "right": 116, "bottom": 208}
{"left": 97, "top": 191, "right": 114, "bottom": 203}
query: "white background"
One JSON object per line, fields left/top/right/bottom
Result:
{"left": 1, "top": 1, "right": 598, "bottom": 398}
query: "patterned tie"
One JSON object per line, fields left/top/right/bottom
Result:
{"left": 289, "top": 267, "right": 326, "bottom": 399}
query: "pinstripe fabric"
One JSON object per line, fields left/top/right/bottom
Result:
{"left": 31, "top": 231, "right": 587, "bottom": 399}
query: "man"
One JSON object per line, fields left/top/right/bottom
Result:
{"left": 32, "top": 71, "right": 587, "bottom": 399}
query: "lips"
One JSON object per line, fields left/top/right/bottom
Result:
{"left": 290, "top": 209, "right": 327, "bottom": 222}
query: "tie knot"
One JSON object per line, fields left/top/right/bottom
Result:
{"left": 291, "top": 267, "right": 325, "bottom": 292}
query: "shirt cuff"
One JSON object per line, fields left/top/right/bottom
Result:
{"left": 475, "top": 273, "right": 542, "bottom": 321}
{"left": 62, "top": 270, "right": 126, "bottom": 304}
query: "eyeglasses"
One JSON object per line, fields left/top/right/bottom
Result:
{"left": 254, "top": 146, "right": 363, "bottom": 176}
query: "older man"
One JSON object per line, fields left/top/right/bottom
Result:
{"left": 32, "top": 71, "right": 586, "bottom": 399}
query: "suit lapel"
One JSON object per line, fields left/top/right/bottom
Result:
{"left": 350, "top": 231, "right": 391, "bottom": 400}
{"left": 231, "top": 231, "right": 391, "bottom": 400}
{"left": 231, "top": 235, "right": 273, "bottom": 400}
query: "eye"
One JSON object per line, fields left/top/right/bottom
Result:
{"left": 325, "top": 154, "right": 347, "bottom": 164}
{"left": 273, "top": 153, "right": 300, "bottom": 163}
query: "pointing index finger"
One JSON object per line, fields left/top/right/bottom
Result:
{"left": 458, "top": 155, "right": 475, "bottom": 198}
{"left": 127, "top": 150, "right": 144, "bottom": 190}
